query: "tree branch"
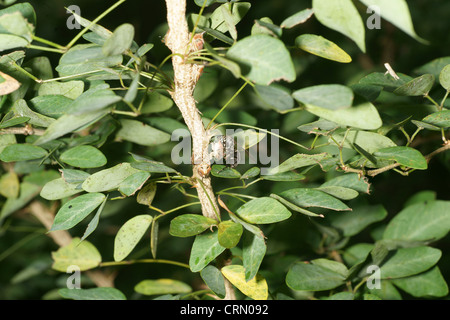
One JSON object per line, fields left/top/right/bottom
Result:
{"left": 164, "top": 0, "right": 236, "bottom": 300}
{"left": 164, "top": 0, "right": 220, "bottom": 221}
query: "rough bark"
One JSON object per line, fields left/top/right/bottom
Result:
{"left": 163, "top": 0, "right": 220, "bottom": 221}
{"left": 164, "top": 0, "right": 235, "bottom": 300}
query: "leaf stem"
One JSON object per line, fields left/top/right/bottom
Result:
{"left": 32, "top": 35, "right": 66, "bottom": 50}
{"left": 27, "top": 44, "right": 66, "bottom": 54}
{"left": 206, "top": 80, "right": 250, "bottom": 130}
{"left": 440, "top": 90, "right": 449, "bottom": 110}
{"left": 213, "top": 122, "right": 309, "bottom": 150}
{"left": 424, "top": 94, "right": 440, "bottom": 110}
{"left": 99, "top": 258, "right": 190, "bottom": 269}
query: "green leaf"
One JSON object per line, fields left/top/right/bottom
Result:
{"left": 262, "top": 171, "right": 305, "bottom": 182}
{"left": 102, "top": 23, "right": 134, "bottom": 56}
{"left": 136, "top": 182, "right": 157, "bottom": 207}
{"left": 312, "top": 258, "right": 349, "bottom": 278}
{"left": 221, "top": 265, "right": 268, "bottom": 300}
{"left": 312, "top": 0, "right": 365, "bottom": 52}
{"left": 29, "top": 95, "right": 74, "bottom": 119}
{"left": 211, "top": 165, "right": 241, "bottom": 178}
{"left": 343, "top": 243, "right": 374, "bottom": 267}
{"left": 422, "top": 110, "right": 450, "bottom": 128}
{"left": 226, "top": 34, "right": 295, "bottom": 85}
{"left": 304, "top": 102, "right": 382, "bottom": 130}
{"left": 439, "top": 65, "right": 450, "bottom": 90}
{"left": 60, "top": 145, "right": 107, "bottom": 168}
{"left": 59, "top": 287, "right": 126, "bottom": 300}
{"left": 0, "top": 143, "right": 47, "bottom": 162}
{"left": 293, "top": 84, "right": 354, "bottom": 110}
{"left": 51, "top": 238, "right": 101, "bottom": 272}
{"left": 321, "top": 173, "right": 371, "bottom": 194}
{"left": 379, "top": 246, "right": 441, "bottom": 279}
{"left": 280, "top": 8, "right": 314, "bottom": 29}
{"left": 220, "top": 5, "right": 238, "bottom": 40}
{"left": 116, "top": 119, "right": 171, "bottom": 146}
{"left": 0, "top": 33, "right": 28, "bottom": 51}
{"left": 383, "top": 200, "right": 450, "bottom": 242}
{"left": 60, "top": 169, "right": 90, "bottom": 184}
{"left": 326, "top": 204, "right": 387, "bottom": 237}
{"left": 392, "top": 267, "right": 449, "bottom": 298}
{"left": 357, "top": 72, "right": 412, "bottom": 90}
{"left": 23, "top": 170, "right": 60, "bottom": 187}
{"left": 200, "top": 265, "right": 226, "bottom": 299}
{"left": 240, "top": 167, "right": 260, "bottom": 180}
{"left": 194, "top": 68, "right": 219, "bottom": 102}
{"left": 374, "top": 146, "right": 427, "bottom": 170}
{"left": 135, "top": 279, "right": 191, "bottom": 296}
{"left": 359, "top": 0, "right": 427, "bottom": 44}
{"left": 210, "top": 2, "right": 251, "bottom": 34}
{"left": 67, "top": 85, "right": 121, "bottom": 115}
{"left": 243, "top": 232, "right": 266, "bottom": 281}
{"left": 404, "top": 190, "right": 437, "bottom": 208}
{"left": 34, "top": 108, "right": 109, "bottom": 145}
{"left": 367, "top": 280, "right": 402, "bottom": 300}
{"left": 286, "top": 261, "right": 346, "bottom": 291}
{"left": 118, "top": 171, "right": 150, "bottom": 196}
{"left": 236, "top": 197, "right": 291, "bottom": 224}
{"left": 218, "top": 220, "right": 243, "bottom": 248}
{"left": 330, "top": 130, "right": 396, "bottom": 154}
{"left": 12, "top": 99, "right": 55, "bottom": 128}
{"left": 298, "top": 117, "right": 338, "bottom": 135}
{"left": 0, "top": 116, "right": 29, "bottom": 129}
{"left": 295, "top": 34, "right": 352, "bottom": 63}
{"left": 0, "top": 134, "right": 16, "bottom": 153}
{"left": 0, "top": 11, "right": 34, "bottom": 50}
{"left": 40, "top": 178, "right": 83, "bottom": 200}
{"left": 414, "top": 57, "right": 450, "bottom": 79}
{"left": 411, "top": 120, "right": 441, "bottom": 131}
{"left": 81, "top": 194, "right": 108, "bottom": 242}
{"left": 270, "top": 193, "right": 324, "bottom": 218}
{"left": 393, "top": 74, "right": 435, "bottom": 96}
{"left": 252, "top": 18, "right": 282, "bottom": 38}
{"left": 50, "top": 193, "right": 106, "bottom": 231}
{"left": 254, "top": 84, "right": 294, "bottom": 112}
{"left": 279, "top": 188, "right": 351, "bottom": 212}
{"left": 194, "top": 0, "right": 217, "bottom": 7}
{"left": 265, "top": 153, "right": 330, "bottom": 175}
{"left": 56, "top": 44, "right": 123, "bottom": 77}
{"left": 169, "top": 214, "right": 217, "bottom": 238}
{"left": 38, "top": 80, "right": 84, "bottom": 99}
{"left": 324, "top": 292, "right": 355, "bottom": 300}
{"left": 189, "top": 230, "right": 226, "bottom": 272}
{"left": 130, "top": 159, "right": 176, "bottom": 174}
{"left": 315, "top": 186, "right": 359, "bottom": 201}
{"left": 140, "top": 91, "right": 173, "bottom": 114}
{"left": 0, "top": 3, "right": 36, "bottom": 25}
{"left": 82, "top": 162, "right": 142, "bottom": 192}
{"left": 114, "top": 214, "right": 153, "bottom": 261}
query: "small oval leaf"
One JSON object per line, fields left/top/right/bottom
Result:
{"left": 236, "top": 197, "right": 291, "bottom": 224}
{"left": 169, "top": 214, "right": 217, "bottom": 237}
{"left": 50, "top": 193, "right": 106, "bottom": 231}
{"left": 60, "top": 145, "right": 107, "bottom": 168}
{"left": 114, "top": 214, "right": 153, "bottom": 261}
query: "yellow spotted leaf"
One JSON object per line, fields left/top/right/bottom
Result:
{"left": 51, "top": 237, "right": 101, "bottom": 272}
{"left": 221, "top": 265, "right": 268, "bottom": 300}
